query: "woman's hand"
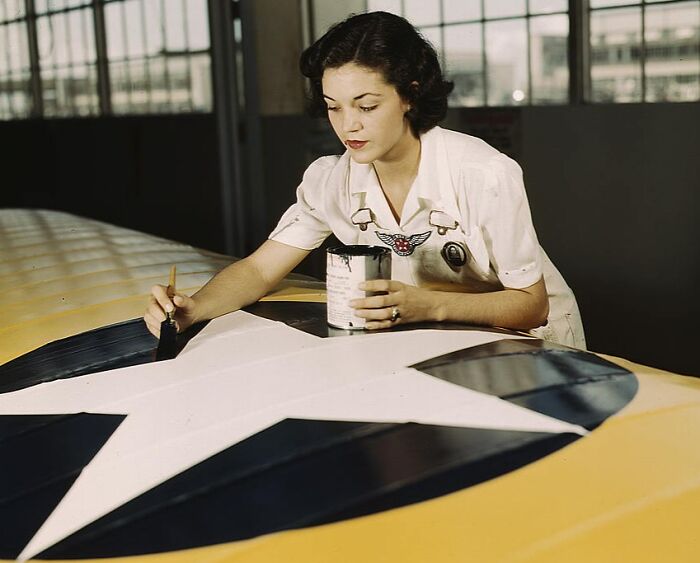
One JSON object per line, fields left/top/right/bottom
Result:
{"left": 144, "top": 284, "right": 199, "bottom": 338}
{"left": 350, "top": 280, "right": 439, "bottom": 330}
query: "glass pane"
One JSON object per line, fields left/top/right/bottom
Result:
{"left": 186, "top": 0, "right": 210, "bottom": 50}
{"left": 530, "top": 14, "right": 568, "bottom": 103}
{"left": 110, "top": 60, "right": 131, "bottom": 113}
{"left": 125, "top": 0, "right": 147, "bottom": 58}
{"left": 1, "top": 0, "right": 25, "bottom": 22}
{"left": 529, "top": 0, "right": 567, "bottom": 14}
{"left": 144, "top": 0, "right": 165, "bottom": 56}
{"left": 0, "top": 26, "right": 6, "bottom": 74}
{"left": 37, "top": 16, "right": 54, "bottom": 67}
{"left": 126, "top": 59, "right": 149, "bottom": 113}
{"left": 81, "top": 7, "right": 96, "bottom": 63}
{"left": 52, "top": 66, "right": 75, "bottom": 116}
{"left": 484, "top": 0, "right": 526, "bottom": 20}
{"left": 403, "top": 0, "right": 440, "bottom": 25}
{"left": 645, "top": 1, "right": 700, "bottom": 102}
{"left": 148, "top": 56, "right": 171, "bottom": 112}
{"left": 7, "top": 22, "right": 29, "bottom": 71}
{"left": 443, "top": 0, "right": 480, "bottom": 23}
{"left": 590, "top": 7, "right": 642, "bottom": 102}
{"left": 105, "top": 2, "right": 127, "bottom": 59}
{"left": 164, "top": 0, "right": 187, "bottom": 51}
{"left": 67, "top": 9, "right": 93, "bottom": 65}
{"left": 420, "top": 25, "right": 442, "bottom": 53}
{"left": 190, "top": 52, "right": 211, "bottom": 110}
{"left": 485, "top": 18, "right": 528, "bottom": 105}
{"left": 367, "top": 0, "right": 402, "bottom": 16}
{"left": 168, "top": 55, "right": 191, "bottom": 110}
{"left": 0, "top": 88, "right": 9, "bottom": 120}
{"left": 55, "top": 13, "right": 72, "bottom": 66}
{"left": 590, "top": 0, "right": 639, "bottom": 7}
{"left": 444, "top": 22, "right": 484, "bottom": 106}
{"left": 404, "top": 0, "right": 440, "bottom": 26}
{"left": 41, "top": 67, "right": 58, "bottom": 116}
{"left": 46, "top": 0, "right": 67, "bottom": 12}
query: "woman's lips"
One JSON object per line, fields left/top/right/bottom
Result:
{"left": 346, "top": 140, "right": 368, "bottom": 150}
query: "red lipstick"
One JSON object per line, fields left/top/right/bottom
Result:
{"left": 346, "top": 140, "right": 368, "bottom": 150}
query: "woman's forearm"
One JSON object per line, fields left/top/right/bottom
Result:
{"left": 189, "top": 240, "right": 311, "bottom": 324}
{"left": 429, "top": 284, "right": 549, "bottom": 331}
{"left": 353, "top": 278, "right": 549, "bottom": 331}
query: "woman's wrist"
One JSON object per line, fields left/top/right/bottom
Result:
{"left": 428, "top": 290, "right": 449, "bottom": 323}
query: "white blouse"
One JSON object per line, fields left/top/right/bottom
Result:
{"left": 270, "top": 126, "right": 585, "bottom": 348}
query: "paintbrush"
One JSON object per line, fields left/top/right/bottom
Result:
{"left": 155, "top": 265, "right": 178, "bottom": 361}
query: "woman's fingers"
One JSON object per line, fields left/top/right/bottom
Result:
{"left": 147, "top": 297, "right": 167, "bottom": 322}
{"left": 364, "top": 319, "right": 395, "bottom": 331}
{"left": 151, "top": 284, "right": 174, "bottom": 313}
{"left": 173, "top": 292, "right": 196, "bottom": 313}
{"left": 350, "top": 293, "right": 392, "bottom": 309}
{"left": 359, "top": 279, "right": 404, "bottom": 293}
{"left": 144, "top": 311, "right": 161, "bottom": 338}
{"left": 353, "top": 305, "right": 397, "bottom": 321}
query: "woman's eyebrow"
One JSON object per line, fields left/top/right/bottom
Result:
{"left": 323, "top": 92, "right": 383, "bottom": 101}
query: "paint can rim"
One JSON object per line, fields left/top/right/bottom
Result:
{"left": 327, "top": 245, "right": 390, "bottom": 257}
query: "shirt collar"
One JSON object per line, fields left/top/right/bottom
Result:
{"left": 346, "top": 126, "right": 457, "bottom": 228}
{"left": 347, "top": 126, "right": 442, "bottom": 201}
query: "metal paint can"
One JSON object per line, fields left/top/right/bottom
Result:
{"left": 326, "top": 245, "right": 391, "bottom": 330}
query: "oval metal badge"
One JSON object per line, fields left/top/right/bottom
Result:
{"left": 441, "top": 242, "right": 467, "bottom": 268}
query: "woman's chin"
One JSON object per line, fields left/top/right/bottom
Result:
{"left": 349, "top": 152, "right": 375, "bottom": 165}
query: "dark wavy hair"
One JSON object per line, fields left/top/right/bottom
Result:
{"left": 299, "top": 11, "right": 454, "bottom": 136}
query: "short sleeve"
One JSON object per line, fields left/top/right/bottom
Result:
{"left": 479, "top": 154, "right": 543, "bottom": 289}
{"left": 268, "top": 157, "right": 336, "bottom": 250}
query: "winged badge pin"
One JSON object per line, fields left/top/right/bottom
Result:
{"left": 375, "top": 231, "right": 432, "bottom": 256}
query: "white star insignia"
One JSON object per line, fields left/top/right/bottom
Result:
{"left": 0, "top": 311, "right": 586, "bottom": 560}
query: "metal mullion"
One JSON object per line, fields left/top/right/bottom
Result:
{"left": 481, "top": 0, "right": 488, "bottom": 105}
{"left": 160, "top": 0, "right": 173, "bottom": 111}
{"left": 80, "top": 5, "right": 96, "bottom": 113}
{"left": 2, "top": 9, "right": 19, "bottom": 116}
{"left": 138, "top": 0, "right": 152, "bottom": 111}
{"left": 181, "top": 0, "right": 193, "bottom": 110}
{"left": 569, "top": 0, "right": 590, "bottom": 104}
{"left": 92, "top": 0, "right": 112, "bottom": 115}
{"left": 16, "top": 4, "right": 32, "bottom": 117}
{"left": 0, "top": 15, "right": 9, "bottom": 118}
{"left": 208, "top": 0, "right": 246, "bottom": 255}
{"left": 62, "top": 6, "right": 78, "bottom": 114}
{"left": 119, "top": 0, "right": 134, "bottom": 111}
{"left": 25, "top": 0, "right": 44, "bottom": 117}
{"left": 640, "top": 0, "right": 647, "bottom": 101}
{"left": 50, "top": 14, "right": 61, "bottom": 116}
{"left": 438, "top": 0, "right": 445, "bottom": 72}
{"left": 526, "top": 1, "right": 533, "bottom": 104}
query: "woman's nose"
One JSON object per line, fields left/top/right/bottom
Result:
{"left": 342, "top": 111, "right": 361, "bottom": 133}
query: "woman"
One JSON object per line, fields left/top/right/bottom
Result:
{"left": 145, "top": 11, "right": 585, "bottom": 348}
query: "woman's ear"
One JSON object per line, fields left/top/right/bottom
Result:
{"left": 405, "top": 81, "right": 419, "bottom": 113}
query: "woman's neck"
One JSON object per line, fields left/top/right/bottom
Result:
{"left": 373, "top": 128, "right": 421, "bottom": 192}
{"left": 372, "top": 127, "right": 421, "bottom": 222}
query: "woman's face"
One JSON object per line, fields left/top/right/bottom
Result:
{"left": 321, "top": 63, "right": 414, "bottom": 165}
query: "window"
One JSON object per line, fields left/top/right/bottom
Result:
{"left": 36, "top": 0, "right": 100, "bottom": 117}
{"left": 367, "top": 0, "right": 570, "bottom": 106}
{"left": 366, "top": 0, "right": 699, "bottom": 106}
{"left": 103, "top": 0, "right": 211, "bottom": 114}
{"left": 590, "top": 0, "right": 700, "bottom": 102}
{"left": 0, "top": 0, "right": 212, "bottom": 120}
{"left": 0, "top": 0, "right": 32, "bottom": 119}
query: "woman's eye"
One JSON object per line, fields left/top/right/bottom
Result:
{"left": 360, "top": 106, "right": 377, "bottom": 112}
{"left": 326, "top": 106, "right": 339, "bottom": 112}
